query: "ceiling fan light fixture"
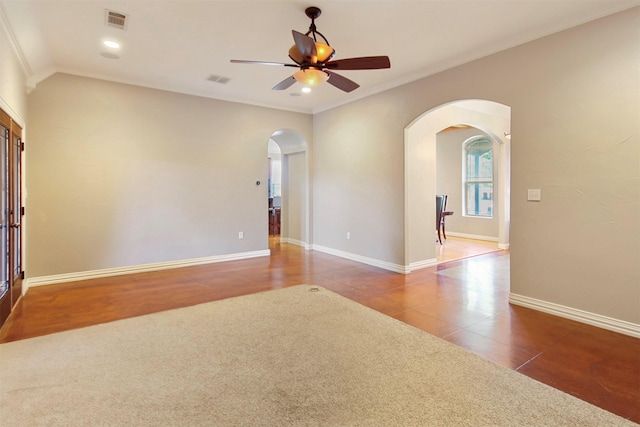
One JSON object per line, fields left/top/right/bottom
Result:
{"left": 293, "top": 68, "right": 329, "bottom": 87}
{"left": 314, "top": 42, "right": 334, "bottom": 63}
{"left": 289, "top": 41, "right": 334, "bottom": 65}
{"left": 230, "top": 6, "right": 389, "bottom": 93}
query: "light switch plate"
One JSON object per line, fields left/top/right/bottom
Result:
{"left": 527, "top": 189, "right": 541, "bottom": 201}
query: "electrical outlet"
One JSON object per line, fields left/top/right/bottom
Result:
{"left": 346, "top": 232, "right": 351, "bottom": 240}
{"left": 238, "top": 232, "right": 244, "bottom": 239}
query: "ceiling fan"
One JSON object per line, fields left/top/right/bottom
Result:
{"left": 230, "top": 6, "right": 390, "bottom": 93}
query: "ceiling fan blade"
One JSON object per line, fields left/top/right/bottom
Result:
{"left": 325, "top": 56, "right": 391, "bottom": 70}
{"left": 326, "top": 71, "right": 360, "bottom": 93}
{"left": 272, "top": 76, "right": 297, "bottom": 91}
{"left": 292, "top": 30, "right": 317, "bottom": 62}
{"left": 230, "top": 60, "right": 297, "bottom": 67}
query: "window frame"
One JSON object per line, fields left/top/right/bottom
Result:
{"left": 462, "top": 136, "right": 494, "bottom": 218}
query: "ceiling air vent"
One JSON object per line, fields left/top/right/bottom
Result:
{"left": 207, "top": 75, "right": 231, "bottom": 85}
{"left": 105, "top": 10, "right": 128, "bottom": 30}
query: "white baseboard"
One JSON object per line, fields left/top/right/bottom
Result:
{"left": 25, "top": 250, "right": 271, "bottom": 291}
{"left": 409, "top": 258, "right": 438, "bottom": 271}
{"left": 312, "top": 245, "right": 410, "bottom": 274}
{"left": 446, "top": 232, "right": 509, "bottom": 249}
{"left": 280, "top": 237, "right": 311, "bottom": 250}
{"left": 510, "top": 293, "right": 640, "bottom": 339}
{"left": 446, "top": 231, "right": 499, "bottom": 242}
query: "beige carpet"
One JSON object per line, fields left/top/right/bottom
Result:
{"left": 0, "top": 285, "right": 635, "bottom": 426}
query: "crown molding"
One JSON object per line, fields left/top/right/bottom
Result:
{"left": 0, "top": 3, "right": 31, "bottom": 78}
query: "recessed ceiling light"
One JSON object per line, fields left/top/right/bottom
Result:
{"left": 301, "top": 87, "right": 312, "bottom": 94}
{"left": 103, "top": 40, "right": 120, "bottom": 49}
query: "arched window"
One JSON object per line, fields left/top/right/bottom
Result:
{"left": 463, "top": 136, "right": 493, "bottom": 217}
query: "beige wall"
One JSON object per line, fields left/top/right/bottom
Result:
{"left": 0, "top": 18, "right": 27, "bottom": 124}
{"left": 7, "top": 7, "right": 639, "bottom": 329}
{"left": 282, "top": 151, "right": 306, "bottom": 244}
{"left": 314, "top": 8, "right": 639, "bottom": 324}
{"left": 26, "top": 73, "right": 312, "bottom": 277}
{"left": 313, "top": 96, "right": 407, "bottom": 265}
{"left": 508, "top": 9, "right": 639, "bottom": 324}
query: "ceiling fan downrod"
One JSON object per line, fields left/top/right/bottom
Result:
{"left": 304, "top": 7, "right": 330, "bottom": 47}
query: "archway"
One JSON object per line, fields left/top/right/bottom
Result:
{"left": 268, "top": 129, "right": 311, "bottom": 249}
{"left": 405, "top": 100, "right": 511, "bottom": 270}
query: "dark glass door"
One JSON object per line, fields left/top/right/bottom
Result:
{"left": 0, "top": 110, "right": 23, "bottom": 329}
{"left": 0, "top": 123, "right": 9, "bottom": 325}
{"left": 9, "top": 130, "right": 22, "bottom": 304}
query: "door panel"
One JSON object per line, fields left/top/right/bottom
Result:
{"left": 0, "top": 123, "right": 9, "bottom": 326}
{"left": 10, "top": 130, "right": 22, "bottom": 303}
{"left": 0, "top": 110, "right": 23, "bottom": 329}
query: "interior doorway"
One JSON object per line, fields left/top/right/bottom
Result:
{"left": 267, "top": 129, "right": 310, "bottom": 250}
{"left": 268, "top": 140, "right": 282, "bottom": 237}
{"left": 405, "top": 99, "right": 511, "bottom": 270}
{"left": 434, "top": 125, "right": 505, "bottom": 264}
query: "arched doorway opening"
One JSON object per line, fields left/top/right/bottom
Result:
{"left": 268, "top": 129, "right": 311, "bottom": 250}
{"left": 267, "top": 140, "right": 283, "bottom": 237}
{"left": 405, "top": 100, "right": 511, "bottom": 270}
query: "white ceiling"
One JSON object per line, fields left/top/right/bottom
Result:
{"left": 2, "top": 0, "right": 638, "bottom": 114}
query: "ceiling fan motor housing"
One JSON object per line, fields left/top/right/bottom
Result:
{"left": 305, "top": 7, "right": 322, "bottom": 20}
